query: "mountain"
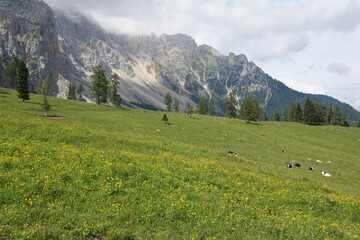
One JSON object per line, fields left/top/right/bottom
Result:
{"left": 0, "top": 0, "right": 358, "bottom": 124}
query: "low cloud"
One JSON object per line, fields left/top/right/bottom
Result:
{"left": 44, "top": 0, "right": 360, "bottom": 61}
{"left": 279, "top": 78, "right": 327, "bottom": 95}
{"left": 354, "top": 100, "right": 360, "bottom": 110}
{"left": 326, "top": 62, "right": 351, "bottom": 76}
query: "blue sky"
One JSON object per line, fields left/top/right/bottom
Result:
{"left": 46, "top": 0, "right": 360, "bottom": 110}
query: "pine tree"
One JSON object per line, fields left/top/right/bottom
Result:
{"left": 109, "top": 73, "right": 122, "bottom": 108}
{"left": 314, "top": 103, "right": 327, "bottom": 125}
{"left": 173, "top": 100, "right": 179, "bottom": 112}
{"left": 16, "top": 60, "right": 30, "bottom": 102}
{"left": 302, "top": 97, "right": 316, "bottom": 125}
{"left": 356, "top": 113, "right": 360, "bottom": 127}
{"left": 289, "top": 102, "right": 297, "bottom": 122}
{"left": 41, "top": 74, "right": 51, "bottom": 115}
{"left": 185, "top": 102, "right": 194, "bottom": 115}
{"left": 196, "top": 96, "right": 208, "bottom": 115}
{"left": 326, "top": 107, "right": 334, "bottom": 125}
{"left": 282, "top": 106, "right": 289, "bottom": 121}
{"left": 225, "top": 92, "right": 238, "bottom": 118}
{"left": 239, "top": 96, "right": 261, "bottom": 122}
{"left": 164, "top": 92, "right": 172, "bottom": 111}
{"left": 271, "top": 109, "right": 280, "bottom": 121}
{"left": 333, "top": 106, "right": 343, "bottom": 126}
{"left": 295, "top": 103, "right": 301, "bottom": 122}
{"left": 162, "top": 113, "right": 169, "bottom": 124}
{"left": 4, "top": 55, "right": 19, "bottom": 86}
{"left": 208, "top": 98, "right": 216, "bottom": 116}
{"left": 77, "top": 82, "right": 84, "bottom": 97}
{"left": 67, "top": 84, "right": 76, "bottom": 100}
{"left": 90, "top": 65, "right": 108, "bottom": 105}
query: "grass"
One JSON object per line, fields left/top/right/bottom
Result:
{"left": 0, "top": 87, "right": 360, "bottom": 239}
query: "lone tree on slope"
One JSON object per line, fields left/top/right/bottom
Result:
{"left": 239, "top": 96, "right": 262, "bottom": 123}
{"left": 16, "top": 60, "right": 30, "bottom": 102}
{"left": 90, "top": 65, "right": 108, "bottom": 105}
{"left": 208, "top": 98, "right": 216, "bottom": 116}
{"left": 164, "top": 92, "right": 173, "bottom": 111}
{"left": 173, "top": 100, "right": 179, "bottom": 112}
{"left": 225, "top": 92, "right": 238, "bottom": 118}
{"left": 109, "top": 73, "right": 122, "bottom": 108}
{"left": 196, "top": 96, "right": 208, "bottom": 115}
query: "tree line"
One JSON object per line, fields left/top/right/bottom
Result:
{"left": 164, "top": 93, "right": 216, "bottom": 116}
{"left": 277, "top": 97, "right": 350, "bottom": 126}
{"left": 224, "top": 92, "right": 355, "bottom": 127}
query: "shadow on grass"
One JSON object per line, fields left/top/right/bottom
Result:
{"left": 0, "top": 91, "right": 10, "bottom": 95}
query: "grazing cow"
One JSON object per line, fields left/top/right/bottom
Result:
{"left": 285, "top": 162, "right": 293, "bottom": 168}
{"left": 295, "top": 163, "right": 301, "bottom": 167}
{"left": 227, "top": 151, "right": 234, "bottom": 155}
{"left": 282, "top": 150, "right": 286, "bottom": 153}
{"left": 316, "top": 160, "right": 322, "bottom": 163}
{"left": 309, "top": 167, "right": 314, "bottom": 171}
{"left": 321, "top": 171, "right": 331, "bottom": 177}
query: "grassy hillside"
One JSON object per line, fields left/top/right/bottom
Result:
{"left": 1, "top": 87, "right": 360, "bottom": 239}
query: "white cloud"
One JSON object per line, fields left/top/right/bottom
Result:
{"left": 280, "top": 78, "right": 327, "bottom": 95}
{"left": 326, "top": 62, "right": 351, "bottom": 76}
{"left": 44, "top": 0, "right": 360, "bottom": 61}
{"left": 354, "top": 100, "right": 360, "bottom": 110}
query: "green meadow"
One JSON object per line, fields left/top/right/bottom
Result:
{"left": 0, "top": 87, "right": 359, "bottom": 239}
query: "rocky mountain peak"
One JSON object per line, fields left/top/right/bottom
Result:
{"left": 227, "top": 52, "right": 248, "bottom": 66}
{"left": 0, "top": 0, "right": 51, "bottom": 24}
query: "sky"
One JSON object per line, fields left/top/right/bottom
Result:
{"left": 45, "top": 0, "right": 360, "bottom": 110}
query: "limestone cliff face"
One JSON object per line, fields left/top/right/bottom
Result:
{"left": 0, "top": 0, "right": 59, "bottom": 94}
{"left": 0, "top": 0, "right": 358, "bottom": 123}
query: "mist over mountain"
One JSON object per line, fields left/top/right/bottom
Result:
{"left": 0, "top": 0, "right": 358, "bottom": 124}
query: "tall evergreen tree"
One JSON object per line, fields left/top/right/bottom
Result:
{"left": 271, "top": 109, "right": 280, "bottom": 121}
{"left": 16, "top": 60, "right": 29, "bottom": 102}
{"left": 77, "top": 82, "right": 84, "bottom": 96}
{"left": 326, "top": 107, "right": 334, "bottom": 125}
{"left": 196, "top": 96, "right": 208, "bottom": 115}
{"left": 185, "top": 102, "right": 194, "bottom": 115}
{"left": 164, "top": 92, "right": 172, "bottom": 111}
{"left": 289, "top": 102, "right": 297, "bottom": 122}
{"left": 225, "top": 92, "right": 238, "bottom": 118}
{"left": 173, "top": 100, "right": 179, "bottom": 112}
{"left": 4, "top": 55, "right": 20, "bottom": 86}
{"left": 282, "top": 106, "right": 289, "bottom": 121}
{"left": 41, "top": 74, "right": 51, "bottom": 115}
{"left": 295, "top": 103, "right": 303, "bottom": 122}
{"left": 333, "top": 106, "right": 349, "bottom": 127}
{"left": 302, "top": 97, "right": 316, "bottom": 125}
{"left": 239, "top": 96, "right": 261, "bottom": 122}
{"left": 90, "top": 65, "right": 108, "bottom": 105}
{"left": 67, "top": 84, "right": 76, "bottom": 100}
{"left": 333, "top": 106, "right": 343, "bottom": 126}
{"left": 109, "top": 73, "right": 122, "bottom": 108}
{"left": 356, "top": 113, "right": 360, "bottom": 128}
{"left": 208, "top": 98, "right": 216, "bottom": 116}
{"left": 314, "top": 103, "right": 327, "bottom": 125}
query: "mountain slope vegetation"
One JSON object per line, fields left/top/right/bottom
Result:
{"left": 1, "top": 88, "right": 360, "bottom": 239}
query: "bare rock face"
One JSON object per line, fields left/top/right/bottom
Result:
{"left": 0, "top": 0, "right": 59, "bottom": 94}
